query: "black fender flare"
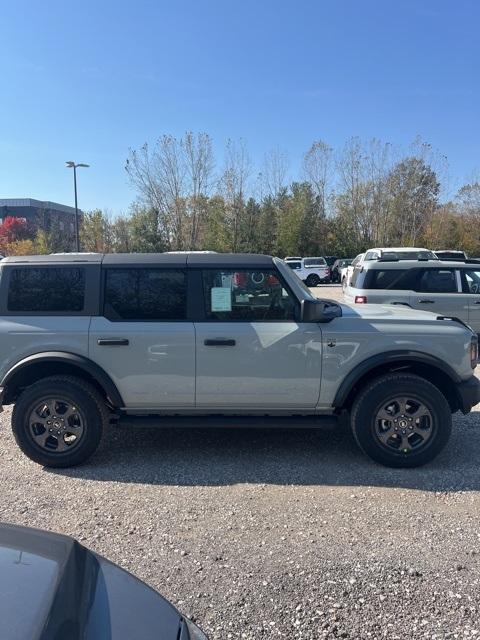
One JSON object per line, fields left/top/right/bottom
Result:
{"left": 332, "top": 350, "right": 462, "bottom": 408}
{"left": 0, "top": 352, "right": 124, "bottom": 407}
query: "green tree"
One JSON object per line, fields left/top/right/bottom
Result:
{"left": 201, "top": 196, "right": 231, "bottom": 252}
{"left": 386, "top": 157, "right": 440, "bottom": 245}
{"left": 80, "top": 209, "right": 113, "bottom": 252}
{"left": 129, "top": 205, "right": 168, "bottom": 253}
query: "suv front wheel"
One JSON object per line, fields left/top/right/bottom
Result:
{"left": 351, "top": 373, "right": 452, "bottom": 468}
{"left": 12, "top": 375, "right": 107, "bottom": 468}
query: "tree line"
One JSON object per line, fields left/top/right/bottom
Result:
{"left": 2, "top": 133, "right": 480, "bottom": 258}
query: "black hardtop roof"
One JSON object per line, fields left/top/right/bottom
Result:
{"left": 2, "top": 252, "right": 275, "bottom": 268}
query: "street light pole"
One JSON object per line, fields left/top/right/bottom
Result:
{"left": 66, "top": 161, "right": 89, "bottom": 252}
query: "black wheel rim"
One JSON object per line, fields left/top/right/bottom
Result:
{"left": 373, "top": 396, "right": 434, "bottom": 454}
{"left": 28, "top": 398, "right": 85, "bottom": 453}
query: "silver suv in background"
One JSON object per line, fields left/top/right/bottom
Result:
{"left": 341, "top": 248, "right": 437, "bottom": 291}
{"left": 345, "top": 258, "right": 480, "bottom": 333}
{"left": 284, "top": 256, "right": 330, "bottom": 286}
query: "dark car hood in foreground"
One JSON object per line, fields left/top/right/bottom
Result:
{"left": 0, "top": 523, "right": 198, "bottom": 640}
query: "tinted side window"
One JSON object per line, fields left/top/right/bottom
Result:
{"left": 303, "top": 258, "right": 326, "bottom": 267}
{"left": 286, "top": 262, "right": 301, "bottom": 270}
{"left": 463, "top": 269, "right": 480, "bottom": 294}
{"left": 361, "top": 269, "right": 418, "bottom": 290}
{"left": 202, "top": 269, "right": 297, "bottom": 320}
{"left": 8, "top": 267, "right": 85, "bottom": 312}
{"left": 416, "top": 269, "right": 457, "bottom": 293}
{"left": 104, "top": 269, "right": 186, "bottom": 320}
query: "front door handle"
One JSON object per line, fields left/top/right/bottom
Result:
{"left": 204, "top": 339, "right": 236, "bottom": 347}
{"left": 473, "top": 301, "right": 480, "bottom": 305}
{"left": 418, "top": 299, "right": 435, "bottom": 304}
{"left": 97, "top": 338, "right": 129, "bottom": 346}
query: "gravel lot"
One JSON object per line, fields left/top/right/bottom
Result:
{"left": 1, "top": 285, "right": 480, "bottom": 639}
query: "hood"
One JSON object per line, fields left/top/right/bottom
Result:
{"left": 338, "top": 302, "right": 472, "bottom": 330}
{"left": 339, "top": 302, "right": 438, "bottom": 321}
{"left": 0, "top": 523, "right": 200, "bottom": 640}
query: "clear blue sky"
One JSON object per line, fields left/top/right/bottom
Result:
{"left": 1, "top": 0, "right": 478, "bottom": 214}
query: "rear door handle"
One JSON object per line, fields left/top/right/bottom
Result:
{"left": 418, "top": 299, "right": 435, "bottom": 304}
{"left": 97, "top": 338, "right": 129, "bottom": 346}
{"left": 204, "top": 339, "right": 236, "bottom": 346}
{"left": 474, "top": 301, "right": 480, "bottom": 305}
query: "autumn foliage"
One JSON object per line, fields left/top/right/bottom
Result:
{"left": 0, "top": 216, "right": 34, "bottom": 256}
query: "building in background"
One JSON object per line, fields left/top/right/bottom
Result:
{"left": 0, "top": 198, "right": 81, "bottom": 250}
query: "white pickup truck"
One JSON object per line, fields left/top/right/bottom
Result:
{"left": 284, "top": 257, "right": 330, "bottom": 286}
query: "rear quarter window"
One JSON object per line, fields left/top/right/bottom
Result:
{"left": 357, "top": 269, "right": 419, "bottom": 290}
{"left": 303, "top": 258, "right": 326, "bottom": 267}
{"left": 7, "top": 267, "right": 85, "bottom": 312}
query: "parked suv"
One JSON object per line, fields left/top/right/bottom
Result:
{"left": 0, "top": 252, "right": 478, "bottom": 469}
{"left": 362, "top": 247, "right": 438, "bottom": 262}
{"left": 284, "top": 256, "right": 330, "bottom": 286}
{"left": 332, "top": 258, "right": 352, "bottom": 283}
{"left": 345, "top": 258, "right": 480, "bottom": 333}
{"left": 341, "top": 253, "right": 364, "bottom": 290}
{"left": 434, "top": 250, "right": 468, "bottom": 261}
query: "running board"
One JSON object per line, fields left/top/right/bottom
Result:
{"left": 114, "top": 414, "right": 339, "bottom": 430}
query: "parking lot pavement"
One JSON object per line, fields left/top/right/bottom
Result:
{"left": 1, "top": 397, "right": 480, "bottom": 639}
{"left": 309, "top": 283, "right": 344, "bottom": 302}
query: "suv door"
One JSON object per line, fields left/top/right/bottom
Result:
{"left": 410, "top": 267, "right": 467, "bottom": 320}
{"left": 460, "top": 268, "right": 480, "bottom": 332}
{"left": 194, "top": 267, "right": 322, "bottom": 409}
{"left": 89, "top": 267, "right": 195, "bottom": 408}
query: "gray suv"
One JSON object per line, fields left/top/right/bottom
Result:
{"left": 345, "top": 258, "right": 480, "bottom": 333}
{"left": 0, "top": 252, "right": 478, "bottom": 469}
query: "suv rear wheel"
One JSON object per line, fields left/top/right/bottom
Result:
{"left": 306, "top": 274, "right": 321, "bottom": 287}
{"left": 12, "top": 375, "right": 107, "bottom": 468}
{"left": 351, "top": 373, "right": 452, "bottom": 468}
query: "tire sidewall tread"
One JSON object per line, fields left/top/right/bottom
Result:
{"left": 12, "top": 375, "right": 108, "bottom": 468}
{"left": 351, "top": 373, "right": 452, "bottom": 468}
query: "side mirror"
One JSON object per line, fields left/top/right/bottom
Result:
{"left": 301, "top": 299, "right": 342, "bottom": 323}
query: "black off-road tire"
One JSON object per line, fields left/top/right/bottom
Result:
{"left": 12, "top": 375, "right": 108, "bottom": 468}
{"left": 351, "top": 373, "right": 452, "bottom": 468}
{"left": 306, "top": 274, "right": 321, "bottom": 287}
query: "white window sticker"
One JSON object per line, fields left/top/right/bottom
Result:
{"left": 211, "top": 287, "right": 232, "bottom": 312}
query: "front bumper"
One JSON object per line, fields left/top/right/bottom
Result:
{"left": 456, "top": 376, "right": 480, "bottom": 414}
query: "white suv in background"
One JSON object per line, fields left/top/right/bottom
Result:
{"left": 362, "top": 247, "right": 438, "bottom": 262}
{"left": 284, "top": 257, "right": 330, "bottom": 286}
{"left": 341, "top": 253, "right": 364, "bottom": 290}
